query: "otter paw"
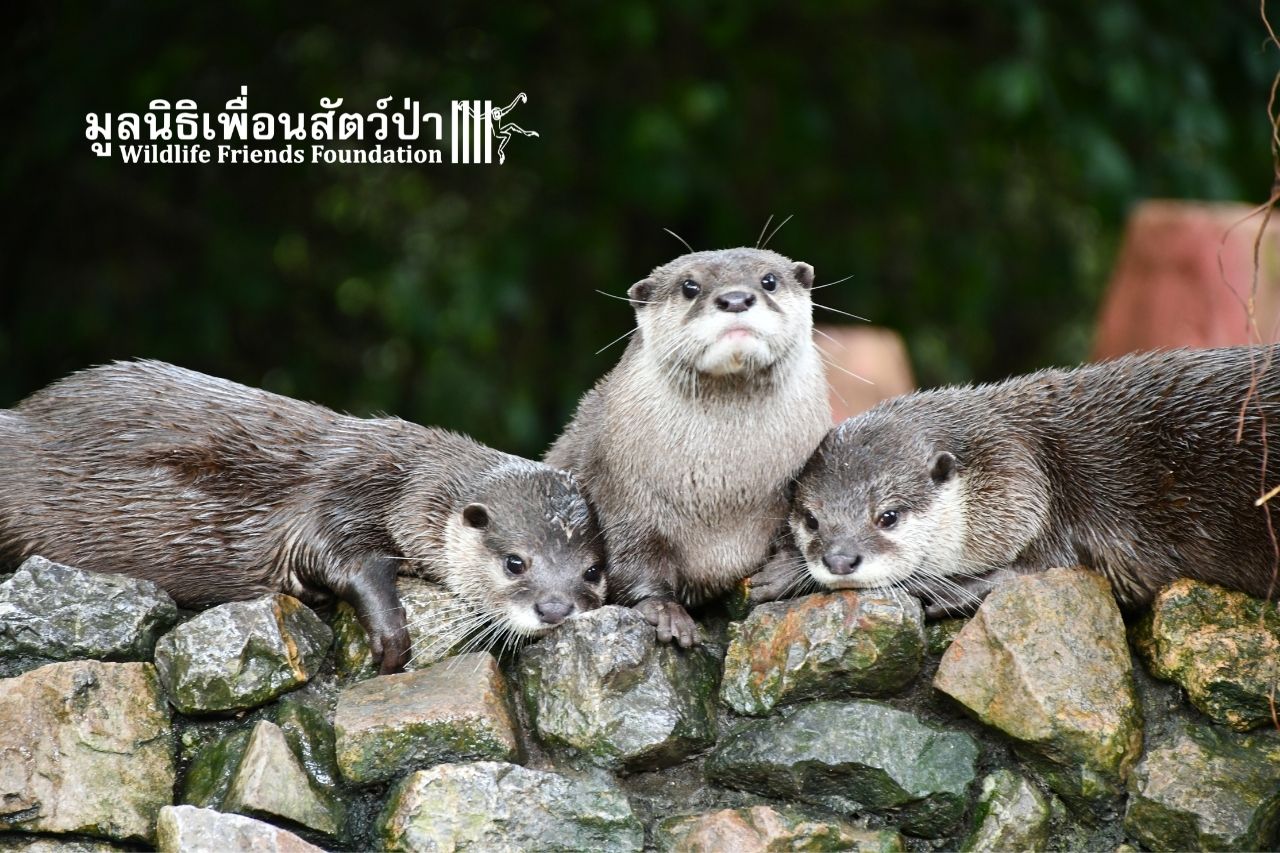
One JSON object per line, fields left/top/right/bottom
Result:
{"left": 747, "top": 565, "right": 803, "bottom": 604}
{"left": 920, "top": 593, "right": 984, "bottom": 620}
{"left": 634, "top": 598, "right": 700, "bottom": 648}
{"left": 370, "top": 625, "right": 411, "bottom": 674}
{"left": 923, "top": 601, "right": 961, "bottom": 621}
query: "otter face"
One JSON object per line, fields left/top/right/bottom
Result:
{"left": 442, "top": 465, "right": 605, "bottom": 639}
{"left": 791, "top": 416, "right": 969, "bottom": 594}
{"left": 628, "top": 248, "right": 815, "bottom": 379}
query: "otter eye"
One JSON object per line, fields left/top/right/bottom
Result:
{"left": 876, "top": 510, "right": 900, "bottom": 530}
{"left": 803, "top": 510, "right": 819, "bottom": 532}
{"left": 504, "top": 554, "right": 526, "bottom": 575}
{"left": 761, "top": 273, "right": 778, "bottom": 292}
{"left": 583, "top": 564, "right": 604, "bottom": 583}
{"left": 681, "top": 279, "right": 701, "bottom": 299}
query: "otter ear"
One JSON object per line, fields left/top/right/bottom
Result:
{"left": 461, "top": 503, "right": 491, "bottom": 529}
{"left": 929, "top": 451, "right": 957, "bottom": 485}
{"left": 628, "top": 278, "right": 656, "bottom": 304}
{"left": 792, "top": 262, "right": 815, "bottom": 289}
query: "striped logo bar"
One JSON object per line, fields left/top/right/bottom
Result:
{"left": 451, "top": 100, "right": 492, "bottom": 164}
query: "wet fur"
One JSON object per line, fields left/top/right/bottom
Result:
{"left": 0, "top": 361, "right": 604, "bottom": 670}
{"left": 547, "top": 248, "right": 831, "bottom": 638}
{"left": 792, "top": 346, "right": 1280, "bottom": 612}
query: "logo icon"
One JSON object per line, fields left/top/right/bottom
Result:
{"left": 452, "top": 93, "right": 539, "bottom": 165}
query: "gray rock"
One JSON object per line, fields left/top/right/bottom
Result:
{"left": 182, "top": 714, "right": 345, "bottom": 840}
{"left": 182, "top": 727, "right": 252, "bottom": 812}
{"left": 0, "top": 556, "right": 178, "bottom": 668}
{"left": 933, "top": 567, "right": 1142, "bottom": 813}
{"left": 1124, "top": 723, "right": 1280, "bottom": 851}
{"left": 153, "top": 594, "right": 332, "bottom": 713}
{"left": 0, "top": 838, "right": 124, "bottom": 852}
{"left": 335, "top": 652, "right": 522, "bottom": 785}
{"left": 654, "top": 805, "right": 905, "bottom": 852}
{"left": 960, "top": 770, "right": 1051, "bottom": 853}
{"left": 518, "top": 606, "right": 719, "bottom": 771}
{"left": 0, "top": 661, "right": 175, "bottom": 843}
{"left": 333, "top": 577, "right": 467, "bottom": 682}
{"left": 155, "top": 805, "right": 325, "bottom": 853}
{"left": 375, "top": 761, "right": 644, "bottom": 852}
{"left": 720, "top": 591, "right": 923, "bottom": 716}
{"left": 273, "top": 693, "right": 341, "bottom": 791}
{"left": 705, "top": 699, "right": 978, "bottom": 838}
{"left": 222, "top": 720, "right": 344, "bottom": 838}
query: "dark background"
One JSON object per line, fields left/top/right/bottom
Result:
{"left": 3, "top": 2, "right": 1274, "bottom": 457}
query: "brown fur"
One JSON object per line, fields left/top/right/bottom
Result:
{"left": 0, "top": 361, "right": 605, "bottom": 671}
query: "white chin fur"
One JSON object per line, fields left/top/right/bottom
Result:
{"left": 697, "top": 336, "right": 772, "bottom": 375}
{"left": 505, "top": 605, "right": 553, "bottom": 636}
{"left": 807, "top": 555, "right": 913, "bottom": 590}
{"left": 688, "top": 312, "right": 781, "bottom": 375}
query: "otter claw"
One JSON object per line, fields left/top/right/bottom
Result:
{"left": 635, "top": 598, "right": 700, "bottom": 648}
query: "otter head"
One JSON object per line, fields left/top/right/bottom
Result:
{"left": 441, "top": 462, "right": 605, "bottom": 638}
{"left": 628, "top": 247, "right": 815, "bottom": 380}
{"left": 790, "top": 413, "right": 970, "bottom": 594}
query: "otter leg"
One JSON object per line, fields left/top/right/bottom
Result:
{"left": 748, "top": 545, "right": 817, "bottom": 604}
{"left": 606, "top": 532, "right": 700, "bottom": 648}
{"left": 328, "top": 553, "right": 409, "bottom": 674}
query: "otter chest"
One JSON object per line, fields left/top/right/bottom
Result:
{"left": 608, "top": 388, "right": 822, "bottom": 586}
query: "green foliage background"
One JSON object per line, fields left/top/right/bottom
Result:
{"left": 2, "top": 2, "right": 1274, "bottom": 457}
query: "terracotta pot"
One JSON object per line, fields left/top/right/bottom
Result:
{"left": 1092, "top": 200, "right": 1280, "bottom": 359}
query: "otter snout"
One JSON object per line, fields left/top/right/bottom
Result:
{"left": 823, "top": 551, "right": 863, "bottom": 576}
{"left": 534, "top": 599, "right": 574, "bottom": 625}
{"left": 715, "top": 290, "right": 756, "bottom": 313}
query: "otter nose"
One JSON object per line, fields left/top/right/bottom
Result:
{"left": 822, "top": 552, "right": 863, "bottom": 576}
{"left": 715, "top": 290, "right": 756, "bottom": 313}
{"left": 534, "top": 599, "right": 574, "bottom": 625}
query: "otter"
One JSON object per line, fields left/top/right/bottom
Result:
{"left": 0, "top": 361, "right": 606, "bottom": 673}
{"left": 546, "top": 248, "right": 831, "bottom": 645}
{"left": 785, "top": 346, "right": 1280, "bottom": 617}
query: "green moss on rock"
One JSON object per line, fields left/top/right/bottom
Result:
{"left": 926, "top": 618, "right": 967, "bottom": 656}
{"left": 1124, "top": 723, "right": 1280, "bottom": 850}
{"left": 183, "top": 720, "right": 344, "bottom": 840}
{"left": 705, "top": 700, "right": 978, "bottom": 839}
{"left": 153, "top": 594, "right": 332, "bottom": 714}
{"left": 960, "top": 770, "right": 1051, "bottom": 853}
{"left": 0, "top": 661, "right": 175, "bottom": 844}
{"left": 1137, "top": 578, "right": 1280, "bottom": 731}
{"left": 0, "top": 556, "right": 178, "bottom": 670}
{"left": 518, "top": 606, "right": 719, "bottom": 771}
{"left": 720, "top": 591, "right": 924, "bottom": 716}
{"left": 335, "top": 652, "right": 523, "bottom": 785}
{"left": 375, "top": 761, "right": 643, "bottom": 852}
{"left": 933, "top": 568, "right": 1142, "bottom": 814}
